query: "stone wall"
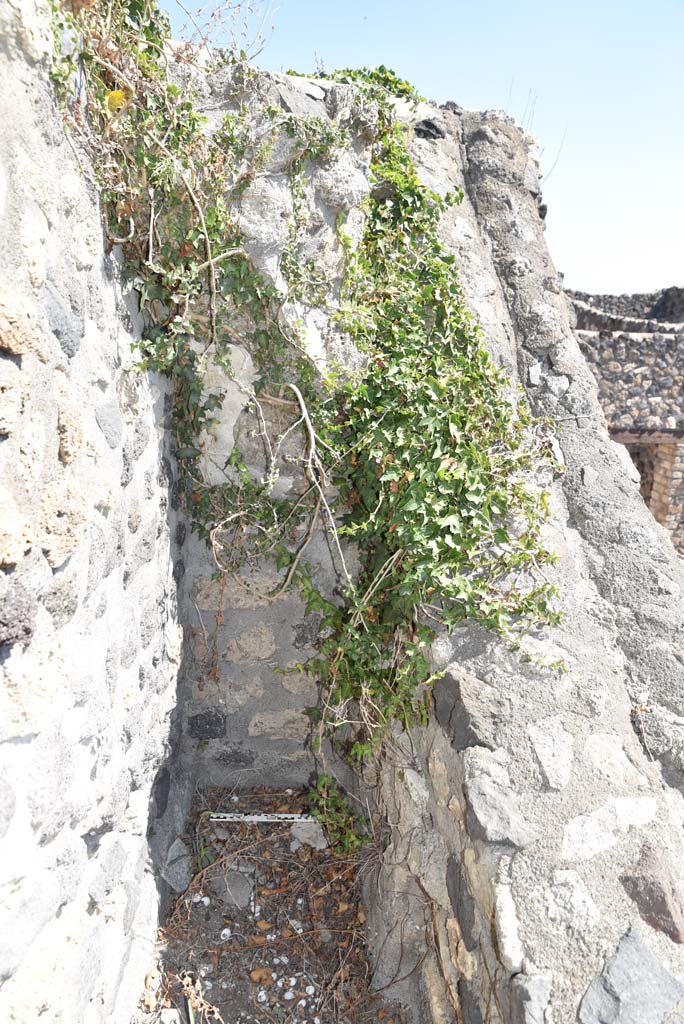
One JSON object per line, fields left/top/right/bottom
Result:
{"left": 361, "top": 107, "right": 684, "bottom": 1023}
{"left": 0, "top": 5, "right": 181, "bottom": 1021}
{"left": 154, "top": 68, "right": 684, "bottom": 1022}
{"left": 568, "top": 290, "right": 684, "bottom": 554}
{"left": 575, "top": 327, "right": 684, "bottom": 432}
{"left": 2, "top": 6, "right": 684, "bottom": 1023}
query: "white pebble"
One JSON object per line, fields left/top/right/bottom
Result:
{"left": 284, "top": 991, "right": 295, "bottom": 1001}
{"left": 286, "top": 788, "right": 293, "bottom": 794}
{"left": 201, "top": 896, "right": 211, "bottom": 906}
{"left": 280, "top": 955, "right": 289, "bottom": 964}
{"left": 289, "top": 977, "right": 296, "bottom": 987}
{"left": 296, "top": 898, "right": 303, "bottom": 905}
{"left": 277, "top": 979, "right": 284, "bottom": 989}
{"left": 220, "top": 928, "right": 232, "bottom": 940}
{"left": 271, "top": 973, "right": 278, "bottom": 981}
{"left": 272, "top": 958, "right": 281, "bottom": 965}
{"left": 257, "top": 991, "right": 267, "bottom": 1004}
{"left": 221, "top": 982, "right": 228, "bottom": 989}
{"left": 254, "top": 905, "right": 261, "bottom": 916}
{"left": 267, "top": 933, "right": 276, "bottom": 940}
{"left": 204, "top": 981, "right": 213, "bottom": 990}
{"left": 305, "top": 986, "right": 315, "bottom": 995}
{"left": 298, "top": 999, "right": 307, "bottom": 1008}
{"left": 231, "top": 795, "right": 239, "bottom": 803}
{"left": 191, "top": 893, "right": 202, "bottom": 903}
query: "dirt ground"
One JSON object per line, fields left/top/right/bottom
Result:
{"left": 139, "top": 787, "right": 407, "bottom": 1024}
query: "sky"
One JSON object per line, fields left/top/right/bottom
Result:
{"left": 163, "top": 0, "right": 684, "bottom": 295}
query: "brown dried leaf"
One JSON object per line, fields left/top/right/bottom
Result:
{"left": 249, "top": 967, "right": 273, "bottom": 986}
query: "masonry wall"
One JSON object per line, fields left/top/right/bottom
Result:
{"left": 154, "top": 67, "right": 684, "bottom": 1023}
{"left": 2, "top": 6, "right": 684, "bottom": 1024}
{"left": 575, "top": 329, "right": 684, "bottom": 432}
{"left": 0, "top": 6, "right": 181, "bottom": 1021}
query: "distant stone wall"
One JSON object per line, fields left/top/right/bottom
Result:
{"left": 0, "top": 7, "right": 181, "bottom": 1021}
{"left": 569, "top": 287, "right": 684, "bottom": 327}
{"left": 575, "top": 328, "right": 684, "bottom": 432}
{"left": 568, "top": 290, "right": 684, "bottom": 554}
{"left": 649, "top": 442, "right": 684, "bottom": 552}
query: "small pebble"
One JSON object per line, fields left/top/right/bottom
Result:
{"left": 284, "top": 991, "right": 295, "bottom": 1001}
{"left": 201, "top": 896, "right": 211, "bottom": 906}
{"left": 305, "top": 986, "right": 315, "bottom": 996}
{"left": 298, "top": 999, "right": 307, "bottom": 1008}
{"left": 280, "top": 955, "right": 289, "bottom": 964}
{"left": 286, "top": 788, "right": 293, "bottom": 795}
{"left": 221, "top": 982, "right": 228, "bottom": 989}
{"left": 220, "top": 928, "right": 232, "bottom": 940}
{"left": 271, "top": 973, "right": 277, "bottom": 981}
{"left": 191, "top": 893, "right": 202, "bottom": 903}
{"left": 277, "top": 980, "right": 284, "bottom": 989}
{"left": 289, "top": 977, "right": 296, "bottom": 987}
{"left": 272, "top": 958, "right": 281, "bottom": 965}
{"left": 257, "top": 991, "right": 267, "bottom": 1004}
{"left": 231, "top": 795, "right": 239, "bottom": 803}
{"left": 267, "top": 933, "right": 276, "bottom": 940}
{"left": 296, "top": 898, "right": 303, "bottom": 905}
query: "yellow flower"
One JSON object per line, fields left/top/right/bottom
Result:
{"left": 106, "top": 89, "right": 126, "bottom": 113}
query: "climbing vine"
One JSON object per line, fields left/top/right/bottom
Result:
{"left": 50, "top": 1, "right": 561, "bottom": 767}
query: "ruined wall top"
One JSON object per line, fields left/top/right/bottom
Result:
{"left": 569, "top": 290, "right": 684, "bottom": 432}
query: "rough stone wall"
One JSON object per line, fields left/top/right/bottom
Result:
{"left": 165, "top": 65, "right": 373, "bottom": 802}
{"left": 3, "top": 8, "right": 684, "bottom": 1023}
{"left": 356, "top": 106, "right": 684, "bottom": 1024}
{"left": 145, "top": 66, "right": 684, "bottom": 1022}
{"left": 0, "top": 5, "right": 182, "bottom": 1021}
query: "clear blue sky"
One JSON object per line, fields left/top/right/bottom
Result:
{"left": 163, "top": 0, "right": 684, "bottom": 295}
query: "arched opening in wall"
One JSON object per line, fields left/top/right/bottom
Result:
{"left": 612, "top": 429, "right": 684, "bottom": 556}
{"left": 624, "top": 442, "right": 656, "bottom": 504}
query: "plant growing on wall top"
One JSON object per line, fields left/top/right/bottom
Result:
{"left": 51, "top": 0, "right": 561, "bottom": 765}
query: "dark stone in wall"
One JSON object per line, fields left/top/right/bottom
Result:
{"left": 293, "top": 614, "right": 322, "bottom": 649}
{"left": 217, "top": 746, "right": 256, "bottom": 767}
{"left": 457, "top": 980, "right": 485, "bottom": 1024}
{"left": 620, "top": 844, "right": 684, "bottom": 943}
{"left": 152, "top": 766, "right": 171, "bottom": 819}
{"left": 434, "top": 668, "right": 503, "bottom": 752}
{"left": 649, "top": 286, "right": 684, "bottom": 323}
{"left": 0, "top": 575, "right": 36, "bottom": 646}
{"left": 445, "top": 854, "right": 479, "bottom": 952}
{"left": 415, "top": 118, "right": 446, "bottom": 140}
{"left": 42, "top": 572, "right": 79, "bottom": 628}
{"left": 42, "top": 280, "right": 83, "bottom": 358}
{"left": 188, "top": 708, "right": 226, "bottom": 739}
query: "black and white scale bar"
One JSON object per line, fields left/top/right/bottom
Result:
{"left": 209, "top": 812, "right": 317, "bottom": 824}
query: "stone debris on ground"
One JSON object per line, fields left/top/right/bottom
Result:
{"left": 138, "top": 788, "right": 405, "bottom": 1024}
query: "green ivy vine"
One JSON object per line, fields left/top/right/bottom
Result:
{"left": 50, "top": 1, "right": 561, "bottom": 766}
